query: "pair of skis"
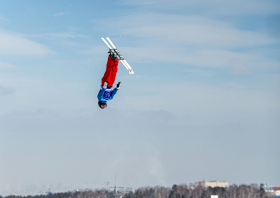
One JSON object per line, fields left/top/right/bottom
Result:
{"left": 101, "top": 37, "right": 134, "bottom": 74}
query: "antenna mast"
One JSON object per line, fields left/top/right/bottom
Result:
{"left": 109, "top": 174, "right": 124, "bottom": 198}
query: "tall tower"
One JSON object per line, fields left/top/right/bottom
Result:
{"left": 109, "top": 174, "right": 124, "bottom": 198}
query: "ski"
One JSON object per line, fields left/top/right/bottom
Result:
{"left": 101, "top": 37, "right": 134, "bottom": 74}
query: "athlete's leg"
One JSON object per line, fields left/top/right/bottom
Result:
{"left": 101, "top": 56, "right": 119, "bottom": 87}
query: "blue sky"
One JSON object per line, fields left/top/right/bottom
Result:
{"left": 0, "top": 0, "right": 280, "bottom": 195}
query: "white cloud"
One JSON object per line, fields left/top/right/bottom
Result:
{"left": 91, "top": 14, "right": 279, "bottom": 71}
{"left": 0, "top": 61, "right": 16, "bottom": 69}
{"left": 133, "top": 23, "right": 275, "bottom": 48}
{"left": 79, "top": 46, "right": 104, "bottom": 55}
{"left": 0, "top": 30, "right": 53, "bottom": 56}
{"left": 120, "top": 0, "right": 280, "bottom": 15}
{"left": 116, "top": 82, "right": 280, "bottom": 121}
{"left": 44, "top": 32, "right": 85, "bottom": 39}
{"left": 0, "top": 85, "right": 15, "bottom": 96}
{"left": 53, "top": 12, "right": 69, "bottom": 17}
{"left": 42, "top": 25, "right": 86, "bottom": 40}
{"left": 185, "top": 69, "right": 216, "bottom": 77}
{"left": 100, "top": 46, "right": 279, "bottom": 72}
{"left": 222, "top": 83, "right": 249, "bottom": 89}
{"left": 93, "top": 14, "right": 276, "bottom": 48}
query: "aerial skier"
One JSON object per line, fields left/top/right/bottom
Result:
{"left": 97, "top": 52, "right": 121, "bottom": 109}
{"left": 97, "top": 37, "right": 134, "bottom": 109}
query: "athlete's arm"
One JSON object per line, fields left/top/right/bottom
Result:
{"left": 111, "top": 88, "right": 118, "bottom": 99}
{"left": 97, "top": 87, "right": 106, "bottom": 101}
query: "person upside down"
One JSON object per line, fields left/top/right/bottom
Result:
{"left": 97, "top": 51, "right": 121, "bottom": 109}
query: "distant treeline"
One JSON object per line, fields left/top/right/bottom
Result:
{"left": 1, "top": 184, "right": 275, "bottom": 198}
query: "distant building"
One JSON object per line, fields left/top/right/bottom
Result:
{"left": 194, "top": 181, "right": 229, "bottom": 188}
{"left": 260, "top": 183, "right": 280, "bottom": 196}
{"left": 274, "top": 187, "right": 280, "bottom": 197}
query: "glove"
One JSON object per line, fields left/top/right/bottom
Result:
{"left": 116, "top": 82, "right": 121, "bottom": 89}
{"left": 103, "top": 81, "right": 108, "bottom": 89}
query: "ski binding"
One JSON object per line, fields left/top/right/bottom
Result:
{"left": 101, "top": 37, "right": 134, "bottom": 74}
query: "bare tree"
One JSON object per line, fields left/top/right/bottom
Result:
{"left": 10, "top": 183, "right": 274, "bottom": 198}
{"left": 169, "top": 184, "right": 192, "bottom": 198}
{"left": 191, "top": 186, "right": 204, "bottom": 198}
{"left": 153, "top": 186, "right": 170, "bottom": 198}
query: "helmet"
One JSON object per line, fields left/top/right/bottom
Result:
{"left": 98, "top": 101, "right": 107, "bottom": 109}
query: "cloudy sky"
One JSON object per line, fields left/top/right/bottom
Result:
{"left": 0, "top": 0, "right": 280, "bottom": 194}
